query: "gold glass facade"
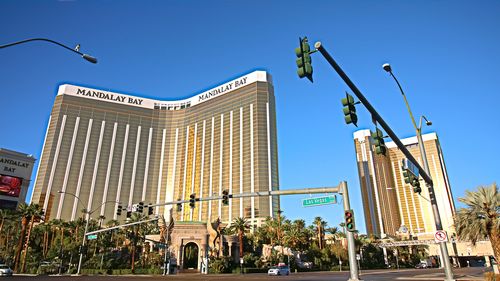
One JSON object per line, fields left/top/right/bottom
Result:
{"left": 354, "top": 130, "right": 455, "bottom": 239}
{"left": 31, "top": 71, "right": 279, "bottom": 226}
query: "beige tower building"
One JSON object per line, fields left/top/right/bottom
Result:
{"left": 31, "top": 71, "right": 279, "bottom": 226}
{"left": 353, "top": 129, "right": 455, "bottom": 239}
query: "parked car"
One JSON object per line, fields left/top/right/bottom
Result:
{"left": 415, "top": 262, "right": 428, "bottom": 269}
{"left": 268, "top": 265, "right": 290, "bottom": 276}
{"left": 0, "top": 264, "right": 13, "bottom": 276}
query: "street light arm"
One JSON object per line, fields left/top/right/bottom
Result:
{"left": 58, "top": 190, "right": 86, "bottom": 213}
{"left": 419, "top": 115, "right": 432, "bottom": 130}
{"left": 387, "top": 71, "right": 419, "bottom": 132}
{"left": 88, "top": 200, "right": 120, "bottom": 215}
{"left": 0, "top": 38, "right": 97, "bottom": 63}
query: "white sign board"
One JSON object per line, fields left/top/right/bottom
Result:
{"left": 434, "top": 230, "right": 448, "bottom": 243}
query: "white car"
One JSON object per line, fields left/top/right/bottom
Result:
{"left": 0, "top": 264, "right": 13, "bottom": 276}
{"left": 268, "top": 265, "right": 290, "bottom": 276}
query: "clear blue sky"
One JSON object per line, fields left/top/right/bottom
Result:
{"left": 1, "top": 1, "right": 499, "bottom": 233}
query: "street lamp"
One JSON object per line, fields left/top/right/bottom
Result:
{"left": 57, "top": 190, "right": 117, "bottom": 275}
{"left": 382, "top": 63, "right": 455, "bottom": 281}
{"left": 0, "top": 38, "right": 97, "bottom": 63}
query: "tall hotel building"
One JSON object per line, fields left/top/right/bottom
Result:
{"left": 353, "top": 129, "right": 455, "bottom": 239}
{"left": 31, "top": 71, "right": 279, "bottom": 226}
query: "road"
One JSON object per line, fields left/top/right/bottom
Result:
{"left": 10, "top": 267, "right": 492, "bottom": 281}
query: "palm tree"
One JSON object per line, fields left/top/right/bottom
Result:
{"left": 313, "top": 217, "right": 327, "bottom": 250}
{"left": 13, "top": 203, "right": 30, "bottom": 272}
{"left": 254, "top": 217, "right": 277, "bottom": 246}
{"left": 454, "top": 183, "right": 500, "bottom": 263}
{"left": 283, "top": 219, "right": 309, "bottom": 252}
{"left": 128, "top": 213, "right": 150, "bottom": 273}
{"left": 0, "top": 209, "right": 6, "bottom": 235}
{"left": 325, "top": 226, "right": 340, "bottom": 244}
{"left": 228, "top": 217, "right": 249, "bottom": 259}
{"left": 21, "top": 203, "right": 44, "bottom": 272}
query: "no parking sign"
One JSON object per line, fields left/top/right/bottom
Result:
{"left": 434, "top": 230, "right": 448, "bottom": 243}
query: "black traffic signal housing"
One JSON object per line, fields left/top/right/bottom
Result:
{"left": 403, "top": 169, "right": 422, "bottom": 194}
{"left": 371, "top": 128, "right": 387, "bottom": 156}
{"left": 341, "top": 92, "right": 358, "bottom": 127}
{"left": 176, "top": 199, "right": 182, "bottom": 212}
{"left": 222, "top": 189, "right": 229, "bottom": 205}
{"left": 126, "top": 210, "right": 132, "bottom": 218}
{"left": 295, "top": 37, "right": 313, "bottom": 82}
{"left": 148, "top": 203, "right": 154, "bottom": 215}
{"left": 116, "top": 204, "right": 122, "bottom": 216}
{"left": 412, "top": 178, "right": 422, "bottom": 194}
{"left": 402, "top": 170, "right": 412, "bottom": 184}
{"left": 189, "top": 193, "right": 196, "bottom": 209}
{"left": 137, "top": 202, "right": 144, "bottom": 213}
{"left": 344, "top": 209, "right": 356, "bottom": 232}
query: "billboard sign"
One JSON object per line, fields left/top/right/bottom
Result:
{"left": 0, "top": 174, "right": 23, "bottom": 198}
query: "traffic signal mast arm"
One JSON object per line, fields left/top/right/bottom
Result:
{"left": 314, "top": 42, "right": 433, "bottom": 187}
{"left": 145, "top": 185, "right": 345, "bottom": 210}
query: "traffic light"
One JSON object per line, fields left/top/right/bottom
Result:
{"left": 148, "top": 204, "right": 154, "bottom": 215}
{"left": 413, "top": 180, "right": 422, "bottom": 194}
{"left": 176, "top": 199, "right": 182, "bottom": 212}
{"left": 126, "top": 210, "right": 132, "bottom": 218}
{"left": 137, "top": 202, "right": 144, "bottom": 213}
{"left": 222, "top": 189, "right": 229, "bottom": 205}
{"left": 189, "top": 193, "right": 196, "bottom": 209}
{"left": 371, "top": 128, "right": 387, "bottom": 156}
{"left": 402, "top": 167, "right": 422, "bottom": 194}
{"left": 116, "top": 204, "right": 122, "bottom": 216}
{"left": 412, "top": 178, "right": 422, "bottom": 194}
{"left": 344, "top": 209, "right": 356, "bottom": 232}
{"left": 402, "top": 170, "right": 412, "bottom": 184}
{"left": 341, "top": 92, "right": 358, "bottom": 127}
{"left": 295, "top": 37, "right": 313, "bottom": 82}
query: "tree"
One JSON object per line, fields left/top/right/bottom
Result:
{"left": 283, "top": 219, "right": 309, "bottom": 252}
{"left": 13, "top": 203, "right": 30, "bottom": 272}
{"left": 454, "top": 183, "right": 500, "bottom": 263}
{"left": 20, "top": 203, "right": 44, "bottom": 272}
{"left": 313, "top": 217, "right": 327, "bottom": 250}
{"left": 254, "top": 217, "right": 277, "bottom": 246}
{"left": 228, "top": 217, "right": 249, "bottom": 259}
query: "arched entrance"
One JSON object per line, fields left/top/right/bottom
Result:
{"left": 183, "top": 242, "right": 199, "bottom": 269}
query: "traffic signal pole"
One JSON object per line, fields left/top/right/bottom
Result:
{"left": 313, "top": 41, "right": 454, "bottom": 281}
{"left": 340, "top": 181, "right": 362, "bottom": 281}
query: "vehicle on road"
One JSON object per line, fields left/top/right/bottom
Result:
{"left": 0, "top": 264, "right": 13, "bottom": 276}
{"left": 268, "top": 265, "right": 290, "bottom": 276}
{"left": 415, "top": 262, "right": 428, "bottom": 269}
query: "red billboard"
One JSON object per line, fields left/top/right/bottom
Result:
{"left": 0, "top": 174, "right": 23, "bottom": 198}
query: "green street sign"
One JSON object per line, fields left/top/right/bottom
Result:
{"left": 302, "top": 195, "right": 337, "bottom": 207}
{"left": 87, "top": 234, "right": 98, "bottom": 240}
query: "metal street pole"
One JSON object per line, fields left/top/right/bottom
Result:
{"left": 339, "top": 181, "right": 362, "bottom": 281}
{"left": 313, "top": 41, "right": 454, "bottom": 281}
{"left": 0, "top": 38, "right": 97, "bottom": 63}
{"left": 58, "top": 191, "right": 118, "bottom": 275}
{"left": 77, "top": 213, "right": 90, "bottom": 275}
{"left": 383, "top": 64, "right": 454, "bottom": 280}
